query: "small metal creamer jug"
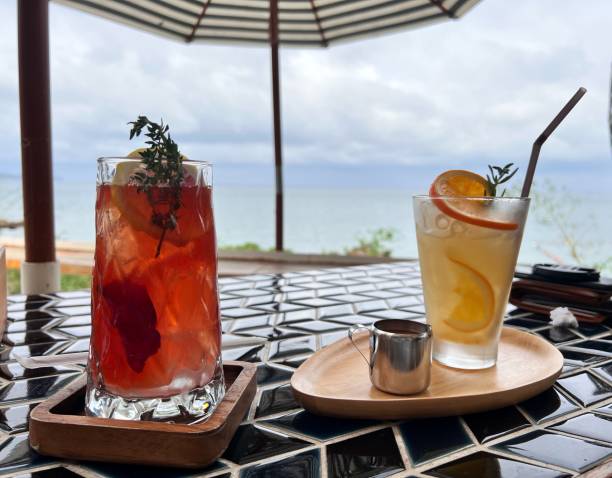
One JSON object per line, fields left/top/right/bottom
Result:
{"left": 348, "top": 319, "right": 432, "bottom": 395}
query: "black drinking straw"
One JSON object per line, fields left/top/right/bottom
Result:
{"left": 521, "top": 87, "right": 587, "bottom": 198}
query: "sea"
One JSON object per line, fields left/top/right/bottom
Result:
{"left": 1, "top": 161, "right": 612, "bottom": 270}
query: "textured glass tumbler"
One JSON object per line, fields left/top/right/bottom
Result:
{"left": 413, "top": 196, "right": 529, "bottom": 369}
{"left": 86, "top": 157, "right": 224, "bottom": 421}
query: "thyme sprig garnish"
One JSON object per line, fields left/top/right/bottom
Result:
{"left": 128, "top": 116, "right": 184, "bottom": 258}
{"left": 485, "top": 163, "right": 518, "bottom": 197}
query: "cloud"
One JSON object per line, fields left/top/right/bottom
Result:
{"left": 0, "top": 0, "right": 610, "bottom": 173}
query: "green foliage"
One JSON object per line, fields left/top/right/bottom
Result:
{"left": 485, "top": 163, "right": 519, "bottom": 197}
{"left": 345, "top": 228, "right": 397, "bottom": 257}
{"left": 221, "top": 230, "right": 398, "bottom": 258}
{"left": 221, "top": 242, "right": 266, "bottom": 252}
{"left": 7, "top": 269, "right": 19, "bottom": 295}
{"left": 531, "top": 180, "right": 612, "bottom": 273}
{"left": 128, "top": 116, "right": 183, "bottom": 257}
{"left": 221, "top": 229, "right": 399, "bottom": 258}
{"left": 6, "top": 269, "right": 91, "bottom": 295}
{"left": 61, "top": 273, "right": 92, "bottom": 292}
{"left": 219, "top": 242, "right": 292, "bottom": 253}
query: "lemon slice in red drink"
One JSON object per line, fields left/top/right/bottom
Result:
{"left": 444, "top": 257, "right": 494, "bottom": 332}
{"left": 429, "top": 170, "right": 518, "bottom": 230}
{"left": 110, "top": 149, "right": 201, "bottom": 247}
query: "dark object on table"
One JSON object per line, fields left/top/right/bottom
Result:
{"left": 511, "top": 264, "right": 612, "bottom": 323}
{"left": 532, "top": 264, "right": 600, "bottom": 283}
{"left": 28, "top": 362, "right": 256, "bottom": 468}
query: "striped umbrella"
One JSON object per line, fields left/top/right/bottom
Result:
{"left": 17, "top": 1, "right": 482, "bottom": 291}
{"left": 53, "top": 0, "right": 481, "bottom": 46}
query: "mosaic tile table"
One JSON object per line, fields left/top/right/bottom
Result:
{"left": 1, "top": 262, "right": 611, "bottom": 478}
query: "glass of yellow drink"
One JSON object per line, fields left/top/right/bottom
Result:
{"left": 413, "top": 171, "right": 530, "bottom": 369}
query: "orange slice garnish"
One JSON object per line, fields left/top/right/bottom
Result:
{"left": 127, "top": 148, "right": 147, "bottom": 160}
{"left": 110, "top": 151, "right": 202, "bottom": 247}
{"left": 429, "top": 170, "right": 518, "bottom": 230}
{"left": 443, "top": 257, "right": 495, "bottom": 333}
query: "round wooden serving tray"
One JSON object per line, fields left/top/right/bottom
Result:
{"left": 291, "top": 327, "right": 563, "bottom": 420}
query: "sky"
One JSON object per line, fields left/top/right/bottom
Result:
{"left": 0, "top": 0, "right": 611, "bottom": 189}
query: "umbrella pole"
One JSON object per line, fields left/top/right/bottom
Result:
{"left": 270, "top": 0, "right": 283, "bottom": 252}
{"left": 17, "top": 0, "right": 60, "bottom": 294}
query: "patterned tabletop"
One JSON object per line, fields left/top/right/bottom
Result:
{"left": 1, "top": 262, "right": 611, "bottom": 478}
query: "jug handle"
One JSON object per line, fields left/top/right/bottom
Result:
{"left": 348, "top": 324, "right": 371, "bottom": 366}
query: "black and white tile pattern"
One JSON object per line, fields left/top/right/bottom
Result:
{"left": 1, "top": 262, "right": 611, "bottom": 477}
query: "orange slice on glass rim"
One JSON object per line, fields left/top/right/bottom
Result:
{"left": 429, "top": 170, "right": 518, "bottom": 230}
{"left": 444, "top": 257, "right": 494, "bottom": 333}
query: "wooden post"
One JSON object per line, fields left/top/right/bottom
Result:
{"left": 0, "top": 247, "right": 6, "bottom": 337}
{"left": 17, "top": 0, "right": 60, "bottom": 293}
{"left": 270, "top": 0, "right": 284, "bottom": 251}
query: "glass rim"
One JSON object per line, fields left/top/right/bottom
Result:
{"left": 413, "top": 194, "right": 530, "bottom": 202}
{"left": 97, "top": 156, "right": 212, "bottom": 167}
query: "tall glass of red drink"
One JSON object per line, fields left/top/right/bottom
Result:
{"left": 87, "top": 157, "right": 224, "bottom": 421}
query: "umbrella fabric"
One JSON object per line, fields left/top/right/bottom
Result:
{"left": 51, "top": 0, "right": 481, "bottom": 46}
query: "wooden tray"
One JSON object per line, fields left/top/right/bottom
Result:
{"left": 291, "top": 327, "right": 563, "bottom": 420}
{"left": 29, "top": 361, "right": 257, "bottom": 468}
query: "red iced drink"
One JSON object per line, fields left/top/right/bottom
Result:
{"left": 87, "top": 158, "right": 224, "bottom": 420}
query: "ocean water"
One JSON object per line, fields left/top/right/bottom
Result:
{"left": 2, "top": 175, "right": 612, "bottom": 270}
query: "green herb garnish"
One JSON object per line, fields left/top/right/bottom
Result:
{"left": 128, "top": 116, "right": 183, "bottom": 258}
{"left": 485, "top": 163, "right": 518, "bottom": 197}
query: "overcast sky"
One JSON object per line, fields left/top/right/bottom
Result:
{"left": 0, "top": 0, "right": 610, "bottom": 183}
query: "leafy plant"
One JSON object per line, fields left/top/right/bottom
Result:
{"left": 485, "top": 163, "right": 518, "bottom": 197}
{"left": 345, "top": 228, "right": 397, "bottom": 257}
{"left": 219, "top": 242, "right": 293, "bottom": 253}
{"left": 128, "top": 116, "right": 183, "bottom": 257}
{"left": 220, "top": 242, "right": 264, "bottom": 252}
{"left": 531, "top": 180, "right": 612, "bottom": 273}
{"left": 7, "top": 269, "right": 19, "bottom": 295}
{"left": 7, "top": 269, "right": 91, "bottom": 295}
{"left": 61, "top": 273, "right": 92, "bottom": 291}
